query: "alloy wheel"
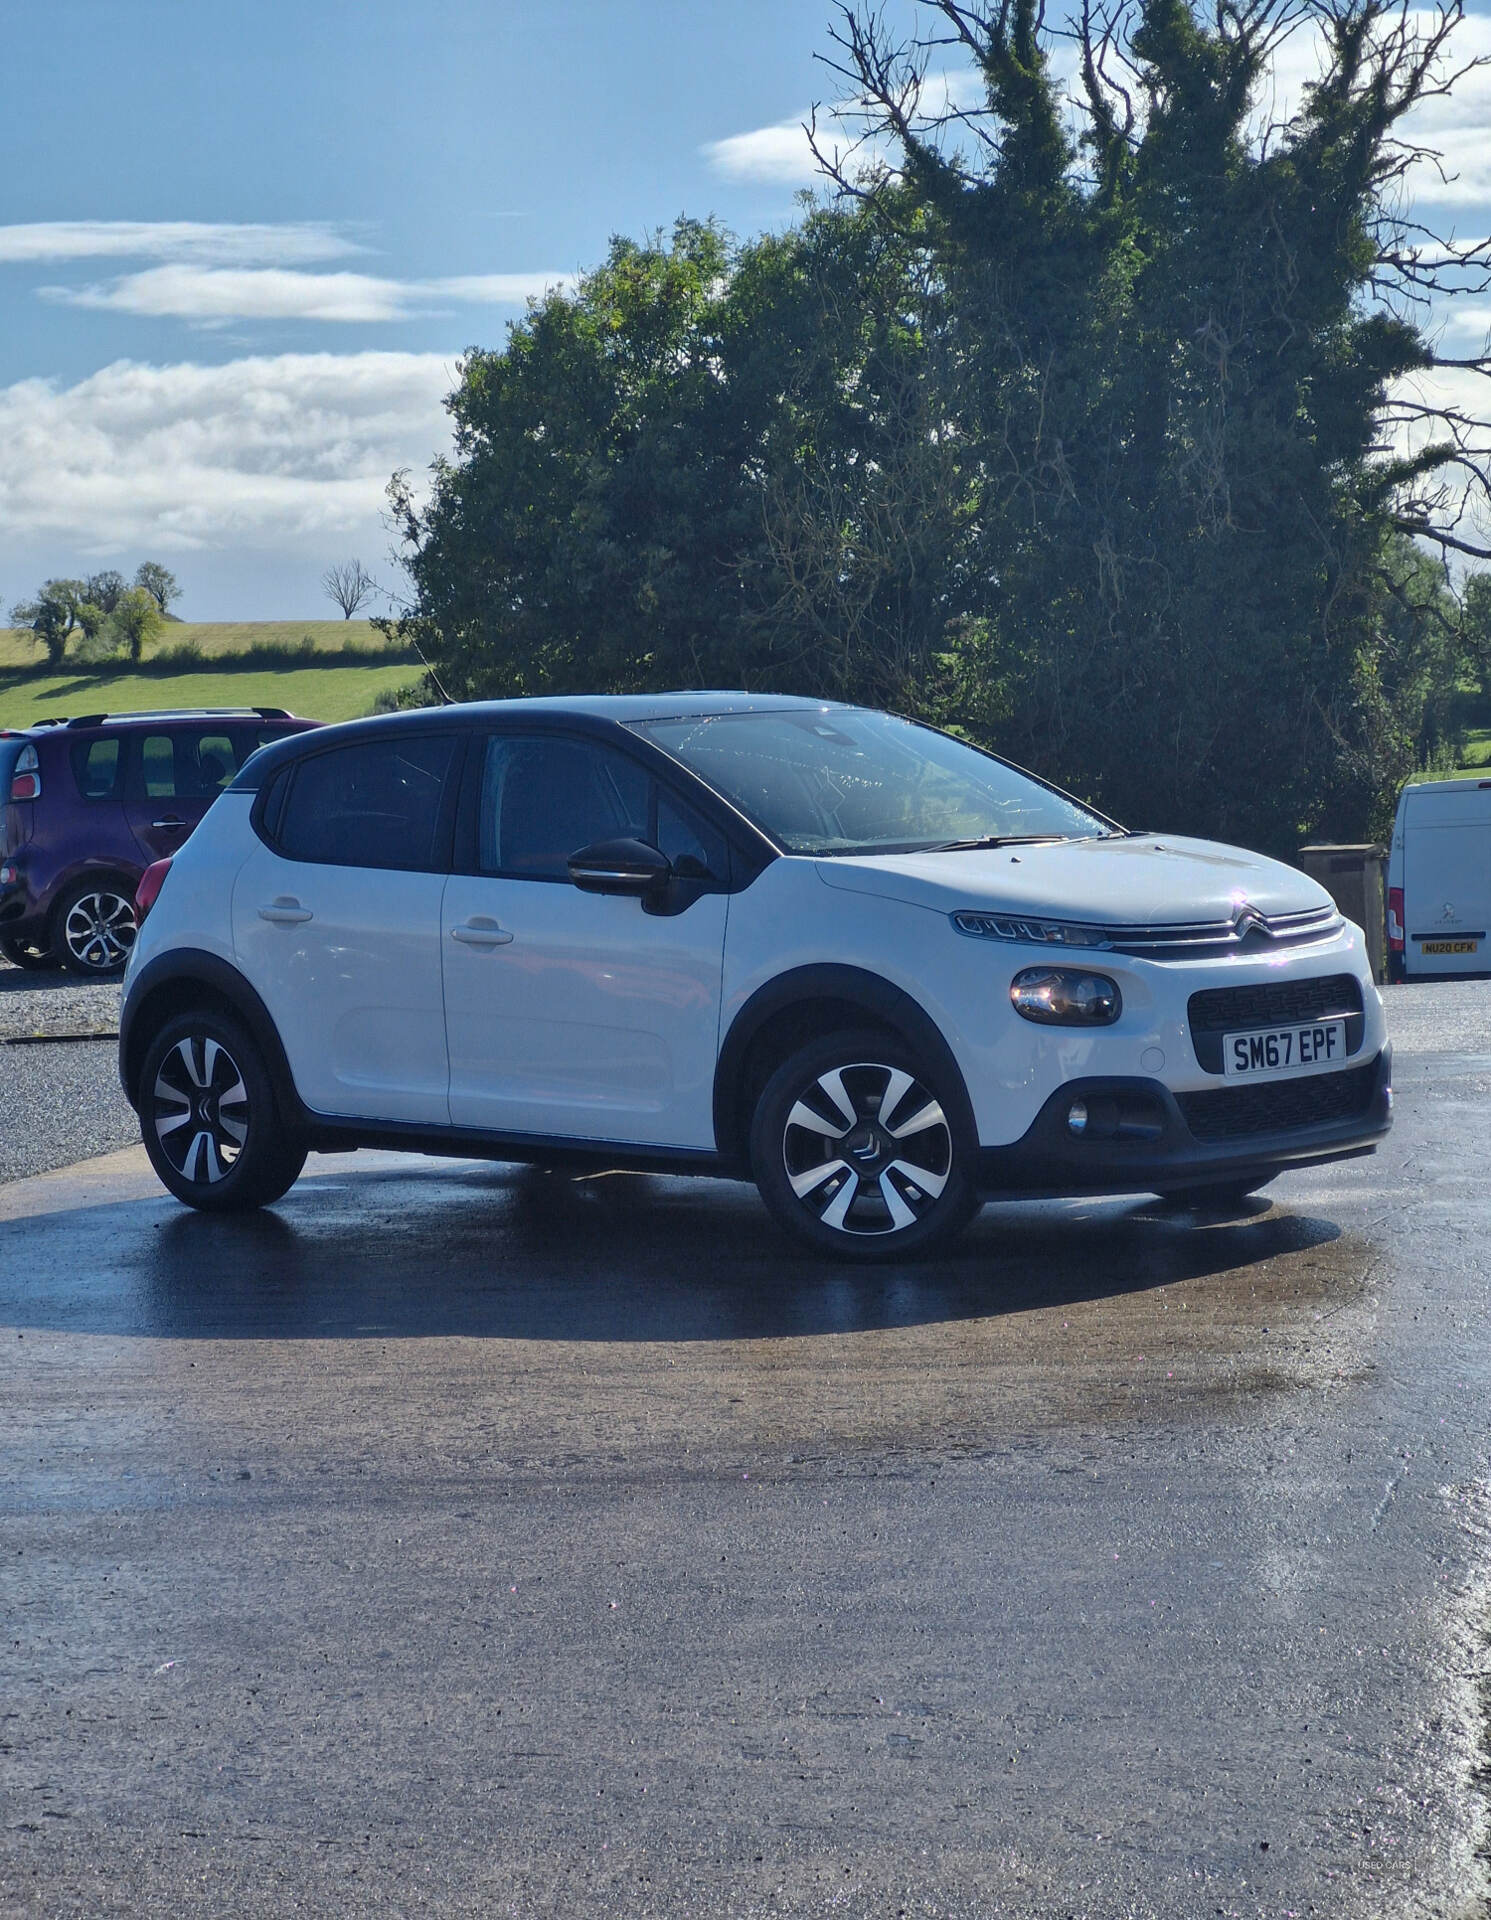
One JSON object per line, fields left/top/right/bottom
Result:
{"left": 780, "top": 1060, "right": 953, "bottom": 1238}
{"left": 150, "top": 1035, "right": 250, "bottom": 1185}
{"left": 62, "top": 888, "right": 136, "bottom": 972}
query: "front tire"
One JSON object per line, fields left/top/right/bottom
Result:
{"left": 749, "top": 1029, "right": 980, "bottom": 1260}
{"left": 139, "top": 1010, "right": 306, "bottom": 1211}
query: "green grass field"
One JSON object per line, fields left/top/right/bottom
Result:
{"left": 0, "top": 620, "right": 424, "bottom": 729}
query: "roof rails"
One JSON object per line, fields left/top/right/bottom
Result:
{"left": 48, "top": 706, "right": 293, "bottom": 729}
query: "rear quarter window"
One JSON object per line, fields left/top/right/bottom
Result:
{"left": 70, "top": 736, "right": 123, "bottom": 801}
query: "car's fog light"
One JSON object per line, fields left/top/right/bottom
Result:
{"left": 1067, "top": 1099, "right": 1089, "bottom": 1136}
{"left": 1011, "top": 967, "right": 1122, "bottom": 1026}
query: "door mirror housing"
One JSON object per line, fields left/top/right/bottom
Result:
{"left": 567, "top": 837, "right": 672, "bottom": 897}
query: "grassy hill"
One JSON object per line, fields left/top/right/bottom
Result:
{"left": 0, "top": 620, "right": 424, "bottom": 729}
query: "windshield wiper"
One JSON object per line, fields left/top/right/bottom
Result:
{"left": 923, "top": 834, "right": 1075, "bottom": 853}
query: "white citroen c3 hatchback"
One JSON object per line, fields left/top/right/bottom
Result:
{"left": 119, "top": 696, "right": 1390, "bottom": 1258}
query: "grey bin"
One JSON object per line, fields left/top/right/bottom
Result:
{"left": 1297, "top": 843, "right": 1388, "bottom": 983}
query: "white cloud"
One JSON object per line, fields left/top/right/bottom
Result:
{"left": 42, "top": 265, "right": 573, "bottom": 324}
{"left": 703, "top": 69, "right": 1031, "bottom": 185}
{"left": 0, "top": 220, "right": 363, "bottom": 267}
{"left": 706, "top": 118, "right": 821, "bottom": 186}
{"left": 0, "top": 352, "right": 455, "bottom": 559}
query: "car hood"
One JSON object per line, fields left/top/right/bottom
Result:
{"left": 812, "top": 834, "right": 1333, "bottom": 926}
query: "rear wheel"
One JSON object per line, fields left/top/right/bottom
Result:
{"left": 53, "top": 877, "right": 137, "bottom": 976}
{"left": 749, "top": 1029, "right": 980, "bottom": 1261}
{"left": 0, "top": 933, "right": 56, "bottom": 970}
{"left": 139, "top": 1010, "right": 306, "bottom": 1212}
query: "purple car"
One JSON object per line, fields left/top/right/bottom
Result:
{"left": 0, "top": 707, "right": 317, "bottom": 975}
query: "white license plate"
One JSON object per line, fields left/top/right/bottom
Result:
{"left": 1223, "top": 1018, "right": 1348, "bottom": 1077}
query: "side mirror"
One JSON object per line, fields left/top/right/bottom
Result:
{"left": 567, "top": 836, "right": 672, "bottom": 897}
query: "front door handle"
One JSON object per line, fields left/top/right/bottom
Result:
{"left": 451, "top": 917, "right": 514, "bottom": 947}
{"left": 152, "top": 816, "right": 188, "bottom": 832}
{"left": 259, "top": 897, "right": 313, "bottom": 925}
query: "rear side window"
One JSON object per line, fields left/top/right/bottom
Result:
{"left": 274, "top": 736, "right": 457, "bottom": 871}
{"left": 71, "top": 737, "right": 122, "bottom": 801}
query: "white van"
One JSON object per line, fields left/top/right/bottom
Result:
{"left": 1387, "top": 778, "right": 1491, "bottom": 979}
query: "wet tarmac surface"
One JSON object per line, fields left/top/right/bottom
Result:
{"left": 2, "top": 983, "right": 1489, "bottom": 1916}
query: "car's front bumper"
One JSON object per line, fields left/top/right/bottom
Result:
{"left": 973, "top": 1045, "right": 1391, "bottom": 1197}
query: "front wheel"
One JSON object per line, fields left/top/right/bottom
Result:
{"left": 139, "top": 1010, "right": 306, "bottom": 1211}
{"left": 749, "top": 1029, "right": 980, "bottom": 1261}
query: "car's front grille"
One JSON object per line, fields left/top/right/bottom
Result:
{"left": 1105, "top": 905, "right": 1341, "bottom": 958}
{"left": 1176, "top": 1061, "right": 1378, "bottom": 1141}
{"left": 1188, "top": 973, "right": 1364, "bottom": 1073}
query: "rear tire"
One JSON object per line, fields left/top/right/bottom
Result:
{"left": 52, "top": 876, "right": 137, "bottom": 976}
{"left": 139, "top": 1010, "right": 306, "bottom": 1212}
{"left": 749, "top": 1028, "right": 980, "bottom": 1261}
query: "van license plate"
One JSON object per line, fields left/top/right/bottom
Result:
{"left": 1419, "top": 939, "right": 1478, "bottom": 955}
{"left": 1223, "top": 1018, "right": 1347, "bottom": 1077}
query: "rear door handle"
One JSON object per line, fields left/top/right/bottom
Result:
{"left": 259, "top": 898, "right": 313, "bottom": 925}
{"left": 152, "top": 816, "right": 188, "bottom": 831}
{"left": 451, "top": 918, "right": 514, "bottom": 947}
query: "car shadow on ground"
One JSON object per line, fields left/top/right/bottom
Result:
{"left": 1, "top": 1157, "right": 1343, "bottom": 1342}
{"left": 0, "top": 962, "right": 101, "bottom": 993}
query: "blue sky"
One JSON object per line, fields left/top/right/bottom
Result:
{"left": 2, "top": 0, "right": 1488, "bottom": 620}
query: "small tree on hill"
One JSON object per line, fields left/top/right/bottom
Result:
{"left": 322, "top": 558, "right": 378, "bottom": 619}
{"left": 8, "top": 579, "right": 86, "bottom": 667}
{"left": 86, "top": 570, "right": 126, "bottom": 614}
{"left": 134, "top": 561, "right": 181, "bottom": 616}
{"left": 111, "top": 586, "right": 161, "bottom": 665}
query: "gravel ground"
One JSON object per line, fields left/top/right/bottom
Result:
{"left": 0, "top": 956, "right": 133, "bottom": 1181}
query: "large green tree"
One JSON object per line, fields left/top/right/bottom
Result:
{"left": 818, "top": 0, "right": 1491, "bottom": 845}
{"left": 394, "top": 208, "right": 995, "bottom": 719}
{"left": 392, "top": 0, "right": 1489, "bottom": 852}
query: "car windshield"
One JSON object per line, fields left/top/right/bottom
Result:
{"left": 631, "top": 708, "right": 1114, "bottom": 856}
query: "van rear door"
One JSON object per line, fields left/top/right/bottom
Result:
{"left": 1401, "top": 781, "right": 1491, "bottom": 975}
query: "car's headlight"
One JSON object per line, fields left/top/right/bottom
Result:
{"left": 952, "top": 911, "right": 1113, "bottom": 949}
{"left": 1010, "top": 967, "right": 1122, "bottom": 1026}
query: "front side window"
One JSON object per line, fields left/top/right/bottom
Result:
{"left": 275, "top": 735, "right": 456, "bottom": 871}
{"left": 633, "top": 709, "right": 1113, "bottom": 856}
{"left": 479, "top": 736, "right": 650, "bottom": 878}
{"left": 478, "top": 735, "right": 730, "bottom": 883}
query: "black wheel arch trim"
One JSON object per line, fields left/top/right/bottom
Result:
{"left": 119, "top": 949, "right": 306, "bottom": 1120}
{"left": 712, "top": 963, "right": 977, "bottom": 1170}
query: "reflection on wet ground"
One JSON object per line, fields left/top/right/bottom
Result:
{"left": 0, "top": 1156, "right": 1347, "bottom": 1342}
{"left": 0, "top": 1154, "right": 1373, "bottom": 1470}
